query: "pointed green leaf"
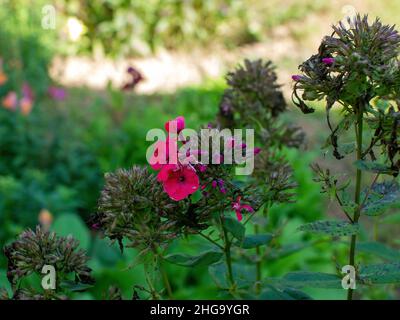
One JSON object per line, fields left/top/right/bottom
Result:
{"left": 362, "top": 181, "right": 400, "bottom": 216}
{"left": 260, "top": 286, "right": 313, "bottom": 300}
{"left": 164, "top": 250, "right": 223, "bottom": 267}
{"left": 353, "top": 160, "right": 394, "bottom": 174}
{"left": 298, "top": 220, "right": 359, "bottom": 236}
{"left": 265, "top": 272, "right": 342, "bottom": 289}
{"left": 234, "top": 234, "right": 273, "bottom": 249}
{"left": 60, "top": 280, "right": 93, "bottom": 292}
{"left": 359, "top": 263, "right": 400, "bottom": 284}
{"left": 223, "top": 216, "right": 245, "bottom": 241}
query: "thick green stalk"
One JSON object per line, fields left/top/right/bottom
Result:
{"left": 347, "top": 103, "right": 364, "bottom": 300}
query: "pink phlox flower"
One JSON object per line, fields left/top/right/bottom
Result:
{"left": 150, "top": 138, "right": 178, "bottom": 170}
{"left": 165, "top": 116, "right": 185, "bottom": 134}
{"left": 158, "top": 164, "right": 199, "bottom": 201}
{"left": 232, "top": 196, "right": 254, "bottom": 222}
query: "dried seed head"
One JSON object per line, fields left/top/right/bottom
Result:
{"left": 219, "top": 59, "right": 305, "bottom": 149}
{"left": 293, "top": 14, "right": 400, "bottom": 113}
{"left": 218, "top": 59, "right": 286, "bottom": 126}
{"left": 94, "top": 166, "right": 185, "bottom": 250}
{"left": 4, "top": 226, "right": 93, "bottom": 288}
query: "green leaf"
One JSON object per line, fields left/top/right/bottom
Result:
{"left": 60, "top": 280, "right": 93, "bottom": 292}
{"left": 298, "top": 220, "right": 359, "bottom": 237}
{"left": 223, "top": 216, "right": 245, "bottom": 241}
{"left": 265, "top": 271, "right": 342, "bottom": 289}
{"left": 268, "top": 243, "right": 312, "bottom": 261}
{"left": 208, "top": 261, "right": 229, "bottom": 289}
{"left": 208, "top": 261, "right": 255, "bottom": 289}
{"left": 52, "top": 214, "right": 90, "bottom": 250}
{"left": 359, "top": 263, "right": 400, "bottom": 284}
{"left": 260, "top": 286, "right": 313, "bottom": 300}
{"left": 92, "top": 238, "right": 122, "bottom": 267}
{"left": 381, "top": 212, "right": 400, "bottom": 224}
{"left": 353, "top": 160, "right": 394, "bottom": 174}
{"left": 357, "top": 242, "right": 400, "bottom": 261}
{"left": 362, "top": 181, "right": 400, "bottom": 216}
{"left": 234, "top": 234, "right": 273, "bottom": 249}
{"left": 339, "top": 142, "right": 356, "bottom": 155}
{"left": 164, "top": 250, "right": 223, "bottom": 267}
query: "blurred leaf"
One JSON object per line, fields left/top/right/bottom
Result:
{"left": 208, "top": 261, "right": 229, "bottom": 289}
{"left": 208, "top": 261, "right": 255, "bottom": 289}
{"left": 338, "top": 142, "right": 356, "bottom": 155}
{"left": 268, "top": 243, "right": 312, "bottom": 261}
{"left": 362, "top": 181, "right": 400, "bottom": 216}
{"left": 357, "top": 242, "right": 400, "bottom": 261}
{"left": 92, "top": 237, "right": 122, "bottom": 267}
{"left": 223, "top": 216, "right": 245, "bottom": 241}
{"left": 353, "top": 160, "right": 394, "bottom": 174}
{"left": 265, "top": 271, "right": 342, "bottom": 289}
{"left": 234, "top": 234, "right": 273, "bottom": 249}
{"left": 298, "top": 220, "right": 359, "bottom": 236}
{"left": 381, "top": 212, "right": 400, "bottom": 224}
{"left": 164, "top": 250, "right": 223, "bottom": 267}
{"left": 52, "top": 214, "right": 90, "bottom": 250}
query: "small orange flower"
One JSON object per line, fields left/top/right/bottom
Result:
{"left": 0, "top": 71, "right": 7, "bottom": 86}
{"left": 2, "top": 91, "right": 17, "bottom": 110}
{"left": 39, "top": 209, "right": 53, "bottom": 229}
{"left": 19, "top": 97, "right": 33, "bottom": 115}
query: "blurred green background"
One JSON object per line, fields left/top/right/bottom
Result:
{"left": 1, "top": 0, "right": 400, "bottom": 300}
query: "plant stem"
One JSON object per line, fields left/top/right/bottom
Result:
{"left": 159, "top": 261, "right": 174, "bottom": 299}
{"left": 347, "top": 102, "right": 364, "bottom": 300}
{"left": 153, "top": 246, "right": 174, "bottom": 299}
{"left": 144, "top": 264, "right": 160, "bottom": 300}
{"left": 198, "top": 231, "right": 224, "bottom": 250}
{"left": 219, "top": 215, "right": 235, "bottom": 287}
{"left": 255, "top": 224, "right": 262, "bottom": 295}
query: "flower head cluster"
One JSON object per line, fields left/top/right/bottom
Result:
{"left": 292, "top": 14, "right": 400, "bottom": 172}
{"left": 292, "top": 15, "right": 400, "bottom": 114}
{"left": 253, "top": 150, "right": 297, "bottom": 204}
{"left": 150, "top": 116, "right": 200, "bottom": 201}
{"left": 93, "top": 166, "right": 183, "bottom": 250}
{"left": 3, "top": 226, "right": 93, "bottom": 291}
{"left": 221, "top": 59, "right": 286, "bottom": 122}
{"left": 216, "top": 59, "right": 300, "bottom": 202}
{"left": 150, "top": 117, "right": 266, "bottom": 222}
{"left": 218, "top": 59, "right": 304, "bottom": 149}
